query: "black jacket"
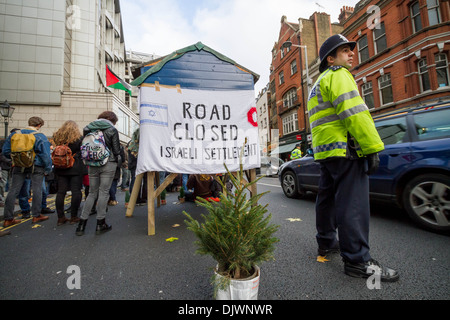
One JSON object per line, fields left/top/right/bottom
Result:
{"left": 54, "top": 138, "right": 85, "bottom": 176}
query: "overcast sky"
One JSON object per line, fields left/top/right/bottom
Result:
{"left": 120, "top": 0, "right": 360, "bottom": 95}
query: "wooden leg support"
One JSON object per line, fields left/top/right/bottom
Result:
{"left": 125, "top": 173, "right": 143, "bottom": 218}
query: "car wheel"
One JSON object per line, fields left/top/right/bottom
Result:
{"left": 281, "top": 171, "right": 301, "bottom": 199}
{"left": 402, "top": 174, "right": 450, "bottom": 232}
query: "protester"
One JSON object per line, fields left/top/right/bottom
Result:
{"left": 2, "top": 117, "right": 52, "bottom": 226}
{"left": 76, "top": 111, "right": 121, "bottom": 235}
{"left": 52, "top": 120, "right": 84, "bottom": 226}
{"left": 0, "top": 138, "right": 11, "bottom": 207}
{"left": 185, "top": 174, "right": 218, "bottom": 202}
{"left": 119, "top": 143, "right": 130, "bottom": 191}
{"left": 127, "top": 128, "right": 147, "bottom": 205}
{"left": 108, "top": 145, "right": 124, "bottom": 206}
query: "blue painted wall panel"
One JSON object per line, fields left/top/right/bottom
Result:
{"left": 141, "top": 50, "right": 254, "bottom": 91}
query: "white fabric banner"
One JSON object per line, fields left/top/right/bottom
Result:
{"left": 136, "top": 86, "right": 260, "bottom": 175}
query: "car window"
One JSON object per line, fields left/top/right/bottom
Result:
{"left": 413, "top": 108, "right": 450, "bottom": 141}
{"left": 375, "top": 116, "right": 408, "bottom": 145}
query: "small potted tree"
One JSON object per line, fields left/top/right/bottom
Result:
{"left": 184, "top": 149, "right": 279, "bottom": 300}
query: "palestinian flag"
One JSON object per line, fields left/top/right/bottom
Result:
{"left": 106, "top": 65, "right": 132, "bottom": 96}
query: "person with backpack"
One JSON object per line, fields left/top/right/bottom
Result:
{"left": 52, "top": 120, "right": 85, "bottom": 226}
{"left": 2, "top": 116, "right": 52, "bottom": 227}
{"left": 76, "top": 111, "right": 121, "bottom": 236}
{"left": 0, "top": 138, "right": 11, "bottom": 207}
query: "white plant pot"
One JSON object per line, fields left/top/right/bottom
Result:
{"left": 215, "top": 265, "right": 260, "bottom": 300}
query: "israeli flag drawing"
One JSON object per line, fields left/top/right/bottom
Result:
{"left": 140, "top": 103, "right": 168, "bottom": 127}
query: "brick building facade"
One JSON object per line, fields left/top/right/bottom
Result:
{"left": 342, "top": 0, "right": 450, "bottom": 114}
{"left": 269, "top": 14, "right": 343, "bottom": 157}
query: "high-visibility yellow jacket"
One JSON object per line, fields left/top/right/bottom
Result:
{"left": 307, "top": 66, "right": 384, "bottom": 161}
{"left": 291, "top": 148, "right": 302, "bottom": 160}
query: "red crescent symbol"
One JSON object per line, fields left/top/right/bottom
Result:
{"left": 247, "top": 107, "right": 258, "bottom": 127}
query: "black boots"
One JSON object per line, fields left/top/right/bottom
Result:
{"left": 75, "top": 218, "right": 111, "bottom": 236}
{"left": 75, "top": 219, "right": 87, "bottom": 236}
{"left": 344, "top": 259, "right": 399, "bottom": 282}
{"left": 95, "top": 219, "right": 112, "bottom": 235}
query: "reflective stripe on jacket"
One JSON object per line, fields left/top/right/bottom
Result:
{"left": 307, "top": 66, "right": 384, "bottom": 161}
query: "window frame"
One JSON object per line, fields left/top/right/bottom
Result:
{"left": 279, "top": 70, "right": 284, "bottom": 85}
{"left": 282, "top": 111, "right": 298, "bottom": 135}
{"left": 418, "top": 58, "right": 431, "bottom": 92}
{"left": 290, "top": 59, "right": 297, "bottom": 75}
{"left": 373, "top": 22, "right": 387, "bottom": 54}
{"left": 435, "top": 53, "right": 449, "bottom": 88}
{"left": 361, "top": 81, "right": 375, "bottom": 109}
{"left": 283, "top": 88, "right": 298, "bottom": 109}
{"left": 358, "top": 34, "right": 370, "bottom": 63}
{"left": 411, "top": 1, "right": 422, "bottom": 33}
{"left": 378, "top": 74, "right": 394, "bottom": 106}
{"left": 427, "top": 0, "right": 441, "bottom": 26}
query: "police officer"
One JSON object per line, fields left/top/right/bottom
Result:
{"left": 290, "top": 144, "right": 302, "bottom": 160}
{"left": 307, "top": 34, "right": 399, "bottom": 282}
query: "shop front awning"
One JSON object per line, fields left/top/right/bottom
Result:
{"left": 270, "top": 142, "right": 298, "bottom": 155}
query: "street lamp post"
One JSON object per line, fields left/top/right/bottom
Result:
{"left": 0, "top": 100, "right": 15, "bottom": 139}
{"left": 281, "top": 41, "right": 311, "bottom": 96}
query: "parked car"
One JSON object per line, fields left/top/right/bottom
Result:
{"left": 278, "top": 101, "right": 450, "bottom": 232}
{"left": 256, "top": 156, "right": 284, "bottom": 177}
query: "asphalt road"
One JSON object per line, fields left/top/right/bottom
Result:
{"left": 0, "top": 176, "right": 449, "bottom": 301}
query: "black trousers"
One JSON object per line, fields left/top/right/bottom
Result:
{"left": 56, "top": 174, "right": 83, "bottom": 218}
{"left": 315, "top": 157, "right": 371, "bottom": 263}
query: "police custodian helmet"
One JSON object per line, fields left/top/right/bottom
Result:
{"left": 319, "top": 34, "right": 356, "bottom": 73}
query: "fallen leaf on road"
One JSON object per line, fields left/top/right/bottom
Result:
{"left": 166, "top": 237, "right": 179, "bottom": 242}
{"left": 31, "top": 224, "right": 42, "bottom": 228}
{"left": 316, "top": 255, "right": 330, "bottom": 263}
{"left": 172, "top": 224, "right": 180, "bottom": 228}
{"left": 286, "top": 218, "right": 302, "bottom": 222}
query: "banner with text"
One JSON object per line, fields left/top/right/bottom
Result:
{"left": 135, "top": 86, "right": 260, "bottom": 175}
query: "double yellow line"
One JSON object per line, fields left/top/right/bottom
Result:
{"left": 0, "top": 195, "right": 72, "bottom": 232}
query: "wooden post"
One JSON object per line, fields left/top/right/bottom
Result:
{"left": 248, "top": 168, "right": 257, "bottom": 198}
{"left": 147, "top": 171, "right": 156, "bottom": 235}
{"left": 125, "top": 173, "right": 143, "bottom": 217}
{"left": 155, "top": 172, "right": 160, "bottom": 207}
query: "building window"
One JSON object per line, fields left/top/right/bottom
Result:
{"left": 116, "top": 108, "right": 129, "bottom": 136}
{"left": 418, "top": 58, "right": 431, "bottom": 92}
{"left": 435, "top": 53, "right": 449, "bottom": 87}
{"left": 378, "top": 74, "right": 393, "bottom": 105}
{"left": 279, "top": 71, "right": 284, "bottom": 85}
{"left": 361, "top": 82, "right": 375, "bottom": 109}
{"left": 411, "top": 1, "right": 422, "bottom": 33}
{"left": 283, "top": 88, "right": 298, "bottom": 108}
{"left": 280, "top": 48, "right": 285, "bottom": 59}
{"left": 282, "top": 112, "right": 298, "bottom": 135}
{"left": 358, "top": 35, "right": 369, "bottom": 63}
{"left": 290, "top": 59, "right": 297, "bottom": 75}
{"left": 373, "top": 22, "right": 387, "bottom": 54}
{"left": 427, "top": 0, "right": 441, "bottom": 26}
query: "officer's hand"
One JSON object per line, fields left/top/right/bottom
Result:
{"left": 366, "top": 153, "right": 380, "bottom": 175}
